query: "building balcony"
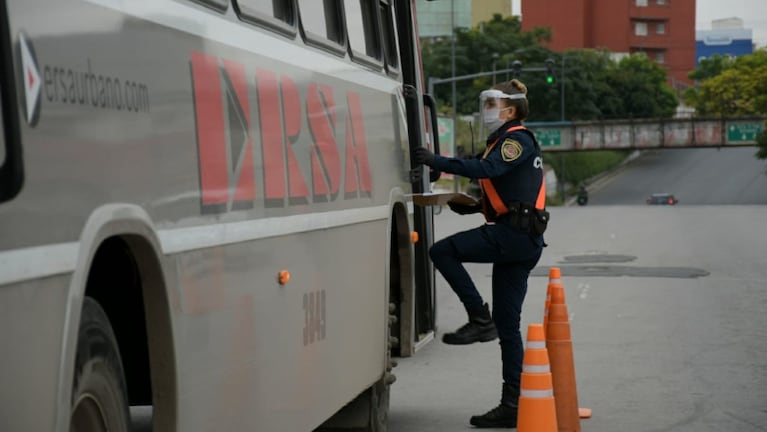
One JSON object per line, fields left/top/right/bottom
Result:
{"left": 628, "top": 34, "right": 670, "bottom": 50}
{"left": 630, "top": 2, "right": 671, "bottom": 21}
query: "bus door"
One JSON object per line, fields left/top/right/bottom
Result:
{"left": 0, "top": 1, "right": 24, "bottom": 204}
{"left": 394, "top": 0, "right": 441, "bottom": 351}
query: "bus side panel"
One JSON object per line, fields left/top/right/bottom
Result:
{"left": 168, "top": 220, "right": 387, "bottom": 431}
{"left": 0, "top": 275, "right": 70, "bottom": 432}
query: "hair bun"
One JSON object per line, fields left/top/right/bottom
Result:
{"left": 510, "top": 79, "right": 528, "bottom": 94}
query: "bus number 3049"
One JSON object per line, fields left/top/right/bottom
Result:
{"left": 303, "top": 290, "right": 326, "bottom": 345}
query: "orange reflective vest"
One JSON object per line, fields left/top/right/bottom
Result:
{"left": 479, "top": 126, "right": 546, "bottom": 220}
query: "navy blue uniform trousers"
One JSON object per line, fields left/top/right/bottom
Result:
{"left": 429, "top": 220, "right": 543, "bottom": 389}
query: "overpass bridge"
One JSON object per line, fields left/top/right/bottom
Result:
{"left": 526, "top": 116, "right": 765, "bottom": 152}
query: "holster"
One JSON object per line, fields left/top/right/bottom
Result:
{"left": 503, "top": 202, "right": 549, "bottom": 236}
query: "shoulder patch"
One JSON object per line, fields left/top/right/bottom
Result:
{"left": 501, "top": 139, "right": 523, "bottom": 162}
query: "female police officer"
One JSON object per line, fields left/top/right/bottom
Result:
{"left": 414, "top": 79, "right": 548, "bottom": 428}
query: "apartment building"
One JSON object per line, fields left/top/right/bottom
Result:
{"left": 521, "top": 0, "right": 696, "bottom": 88}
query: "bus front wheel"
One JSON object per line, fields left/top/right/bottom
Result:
{"left": 70, "top": 297, "right": 131, "bottom": 432}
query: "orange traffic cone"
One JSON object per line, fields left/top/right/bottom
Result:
{"left": 517, "top": 323, "right": 558, "bottom": 432}
{"left": 549, "top": 267, "right": 562, "bottom": 285}
{"left": 547, "top": 285, "right": 592, "bottom": 430}
{"left": 543, "top": 267, "right": 562, "bottom": 332}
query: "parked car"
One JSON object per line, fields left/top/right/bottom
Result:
{"left": 646, "top": 193, "right": 678, "bottom": 205}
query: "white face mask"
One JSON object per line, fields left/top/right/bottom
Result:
{"left": 482, "top": 108, "right": 501, "bottom": 124}
{"left": 482, "top": 106, "right": 510, "bottom": 133}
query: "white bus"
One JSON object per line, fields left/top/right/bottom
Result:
{"left": 0, "top": 0, "right": 444, "bottom": 430}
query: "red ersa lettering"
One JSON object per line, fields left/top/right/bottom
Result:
{"left": 190, "top": 52, "right": 372, "bottom": 214}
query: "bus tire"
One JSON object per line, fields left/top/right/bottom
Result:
{"left": 70, "top": 297, "right": 132, "bottom": 432}
{"left": 368, "top": 378, "right": 389, "bottom": 432}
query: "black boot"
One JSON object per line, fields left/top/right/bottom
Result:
{"left": 442, "top": 303, "right": 497, "bottom": 345}
{"left": 469, "top": 383, "right": 519, "bottom": 428}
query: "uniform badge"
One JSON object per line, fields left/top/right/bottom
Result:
{"left": 501, "top": 139, "right": 523, "bottom": 162}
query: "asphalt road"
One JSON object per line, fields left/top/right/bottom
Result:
{"left": 588, "top": 147, "right": 767, "bottom": 205}
{"left": 388, "top": 148, "right": 767, "bottom": 431}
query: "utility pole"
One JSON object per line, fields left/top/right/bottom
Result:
{"left": 560, "top": 55, "right": 566, "bottom": 122}
{"left": 450, "top": 0, "right": 458, "bottom": 192}
{"left": 560, "top": 55, "right": 566, "bottom": 203}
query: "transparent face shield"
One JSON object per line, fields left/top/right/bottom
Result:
{"left": 478, "top": 89, "right": 526, "bottom": 138}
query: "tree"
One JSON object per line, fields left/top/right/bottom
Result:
{"left": 600, "top": 53, "right": 678, "bottom": 119}
{"left": 684, "top": 50, "right": 767, "bottom": 160}
{"left": 549, "top": 49, "right": 616, "bottom": 121}
{"left": 688, "top": 54, "right": 733, "bottom": 81}
{"left": 756, "top": 125, "right": 767, "bottom": 160}
{"left": 684, "top": 50, "right": 767, "bottom": 117}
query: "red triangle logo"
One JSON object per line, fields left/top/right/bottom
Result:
{"left": 27, "top": 67, "right": 35, "bottom": 89}
{"left": 19, "top": 32, "right": 41, "bottom": 125}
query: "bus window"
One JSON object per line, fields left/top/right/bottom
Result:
{"left": 190, "top": 0, "right": 229, "bottom": 12}
{"left": 378, "top": 0, "right": 399, "bottom": 74}
{"left": 297, "top": 0, "right": 345, "bottom": 54}
{"left": 235, "top": 0, "right": 296, "bottom": 35}
{"left": 343, "top": 0, "right": 382, "bottom": 66}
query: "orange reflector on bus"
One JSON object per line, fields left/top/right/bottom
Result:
{"left": 411, "top": 231, "right": 419, "bottom": 243}
{"left": 277, "top": 270, "right": 291, "bottom": 285}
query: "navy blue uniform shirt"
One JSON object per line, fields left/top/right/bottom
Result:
{"left": 431, "top": 120, "right": 543, "bottom": 208}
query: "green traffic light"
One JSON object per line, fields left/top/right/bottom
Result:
{"left": 547, "top": 76, "right": 555, "bottom": 84}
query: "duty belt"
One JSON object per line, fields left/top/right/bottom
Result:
{"left": 496, "top": 201, "right": 549, "bottom": 236}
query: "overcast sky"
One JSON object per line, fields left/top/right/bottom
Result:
{"left": 696, "top": 0, "right": 767, "bottom": 46}
{"left": 513, "top": 0, "right": 767, "bottom": 47}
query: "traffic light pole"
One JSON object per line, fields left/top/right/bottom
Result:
{"left": 427, "top": 66, "right": 547, "bottom": 99}
{"left": 428, "top": 67, "right": 546, "bottom": 93}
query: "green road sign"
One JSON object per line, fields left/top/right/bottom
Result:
{"left": 534, "top": 129, "right": 561, "bottom": 146}
{"left": 727, "top": 123, "right": 762, "bottom": 142}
